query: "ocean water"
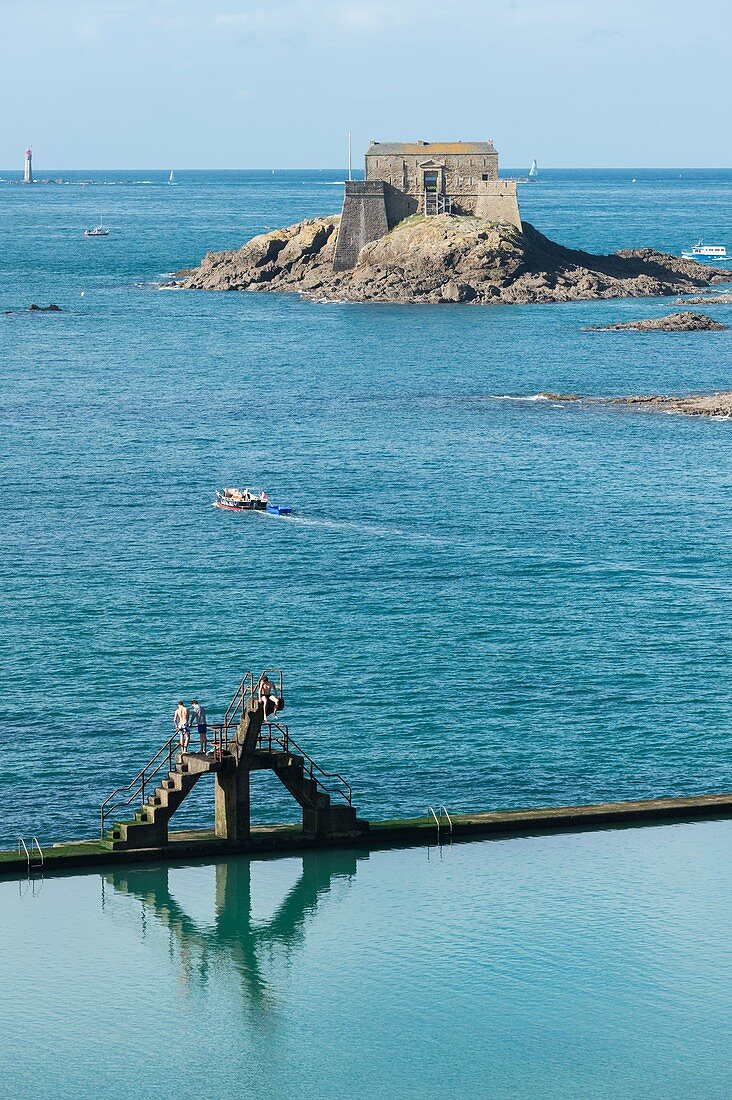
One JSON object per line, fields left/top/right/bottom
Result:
{"left": 1, "top": 169, "right": 732, "bottom": 847}
{"left": 3, "top": 821, "right": 732, "bottom": 1099}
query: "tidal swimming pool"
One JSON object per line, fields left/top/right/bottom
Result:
{"left": 3, "top": 821, "right": 732, "bottom": 1099}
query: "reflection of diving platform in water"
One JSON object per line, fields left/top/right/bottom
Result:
{"left": 101, "top": 671, "right": 367, "bottom": 851}
{"left": 105, "top": 849, "right": 366, "bottom": 1005}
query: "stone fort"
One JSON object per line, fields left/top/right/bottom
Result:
{"left": 333, "top": 139, "right": 522, "bottom": 271}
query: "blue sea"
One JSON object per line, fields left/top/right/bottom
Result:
{"left": 1, "top": 168, "right": 732, "bottom": 847}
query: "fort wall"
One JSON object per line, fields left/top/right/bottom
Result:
{"left": 474, "top": 180, "right": 522, "bottom": 230}
{"left": 333, "top": 180, "right": 390, "bottom": 271}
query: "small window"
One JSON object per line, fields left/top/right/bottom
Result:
{"left": 481, "top": 173, "right": 490, "bottom": 181}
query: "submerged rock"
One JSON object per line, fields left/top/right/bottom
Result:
{"left": 181, "top": 214, "right": 731, "bottom": 306}
{"left": 586, "top": 311, "right": 726, "bottom": 332}
{"left": 28, "top": 303, "right": 62, "bottom": 312}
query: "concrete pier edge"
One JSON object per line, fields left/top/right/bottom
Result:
{"left": 4, "top": 791, "right": 732, "bottom": 880}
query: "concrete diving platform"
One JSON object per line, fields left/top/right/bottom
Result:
{"left": 101, "top": 671, "right": 364, "bottom": 851}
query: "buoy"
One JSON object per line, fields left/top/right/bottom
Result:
{"left": 80, "top": 291, "right": 85, "bottom": 297}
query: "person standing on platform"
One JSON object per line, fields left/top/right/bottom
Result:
{"left": 190, "top": 699, "right": 208, "bottom": 753}
{"left": 174, "top": 701, "right": 190, "bottom": 754}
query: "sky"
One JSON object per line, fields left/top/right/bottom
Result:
{"left": 0, "top": 0, "right": 729, "bottom": 170}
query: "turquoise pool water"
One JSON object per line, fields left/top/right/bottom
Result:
{"left": 1, "top": 169, "right": 732, "bottom": 846}
{"left": 3, "top": 822, "right": 732, "bottom": 1098}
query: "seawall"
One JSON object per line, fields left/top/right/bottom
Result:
{"left": 4, "top": 791, "right": 732, "bottom": 880}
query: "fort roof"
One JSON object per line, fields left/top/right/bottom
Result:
{"left": 366, "top": 140, "right": 497, "bottom": 157}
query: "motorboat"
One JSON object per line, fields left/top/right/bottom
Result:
{"left": 681, "top": 241, "right": 727, "bottom": 261}
{"left": 214, "top": 488, "right": 292, "bottom": 515}
{"left": 215, "top": 487, "right": 268, "bottom": 511}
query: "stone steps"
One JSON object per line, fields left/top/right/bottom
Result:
{"left": 111, "top": 758, "right": 204, "bottom": 849}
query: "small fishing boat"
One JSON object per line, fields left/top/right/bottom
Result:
{"left": 681, "top": 240, "right": 727, "bottom": 261}
{"left": 214, "top": 487, "right": 292, "bottom": 515}
{"left": 85, "top": 218, "right": 109, "bottom": 238}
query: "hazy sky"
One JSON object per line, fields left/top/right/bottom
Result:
{"left": 1, "top": 0, "right": 728, "bottom": 169}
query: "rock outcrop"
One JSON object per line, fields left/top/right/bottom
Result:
{"left": 181, "top": 214, "right": 731, "bottom": 306}
{"left": 519, "top": 391, "right": 732, "bottom": 418}
{"left": 613, "top": 392, "right": 732, "bottom": 416}
{"left": 676, "top": 294, "right": 732, "bottom": 306}
{"left": 586, "top": 311, "right": 726, "bottom": 332}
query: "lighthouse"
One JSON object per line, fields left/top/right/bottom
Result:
{"left": 23, "top": 146, "right": 33, "bottom": 184}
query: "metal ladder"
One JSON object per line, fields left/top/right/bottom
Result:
{"left": 18, "top": 836, "right": 44, "bottom": 873}
{"left": 427, "top": 805, "right": 453, "bottom": 845}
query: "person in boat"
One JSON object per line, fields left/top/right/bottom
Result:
{"left": 258, "top": 675, "right": 279, "bottom": 722}
{"left": 190, "top": 699, "right": 207, "bottom": 754}
{"left": 174, "top": 701, "right": 190, "bottom": 753}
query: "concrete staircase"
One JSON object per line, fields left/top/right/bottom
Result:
{"left": 110, "top": 752, "right": 217, "bottom": 850}
{"left": 268, "top": 752, "right": 359, "bottom": 836}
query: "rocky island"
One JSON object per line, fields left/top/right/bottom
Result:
{"left": 586, "top": 311, "right": 726, "bottom": 332}
{"left": 180, "top": 214, "right": 730, "bottom": 306}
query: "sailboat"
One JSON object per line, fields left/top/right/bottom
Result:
{"left": 528, "top": 159, "right": 539, "bottom": 180}
{"left": 84, "top": 215, "right": 109, "bottom": 237}
{"left": 168, "top": 170, "right": 175, "bottom": 184}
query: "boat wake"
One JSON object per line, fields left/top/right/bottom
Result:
{"left": 285, "top": 512, "right": 449, "bottom": 546}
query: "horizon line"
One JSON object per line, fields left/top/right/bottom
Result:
{"left": 3, "top": 165, "right": 732, "bottom": 173}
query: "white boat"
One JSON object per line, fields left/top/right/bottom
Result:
{"left": 169, "top": 170, "right": 175, "bottom": 184}
{"left": 85, "top": 217, "right": 109, "bottom": 238}
{"left": 681, "top": 240, "right": 727, "bottom": 261}
{"left": 528, "top": 159, "right": 538, "bottom": 180}
{"left": 214, "top": 487, "right": 292, "bottom": 515}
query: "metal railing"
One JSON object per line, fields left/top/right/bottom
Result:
{"left": 258, "top": 721, "right": 353, "bottom": 806}
{"left": 221, "top": 669, "right": 284, "bottom": 740}
{"left": 18, "top": 837, "right": 30, "bottom": 870}
{"left": 222, "top": 671, "right": 255, "bottom": 734}
{"left": 423, "top": 192, "right": 453, "bottom": 216}
{"left": 32, "top": 837, "right": 44, "bottom": 869}
{"left": 99, "top": 733, "right": 178, "bottom": 838}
